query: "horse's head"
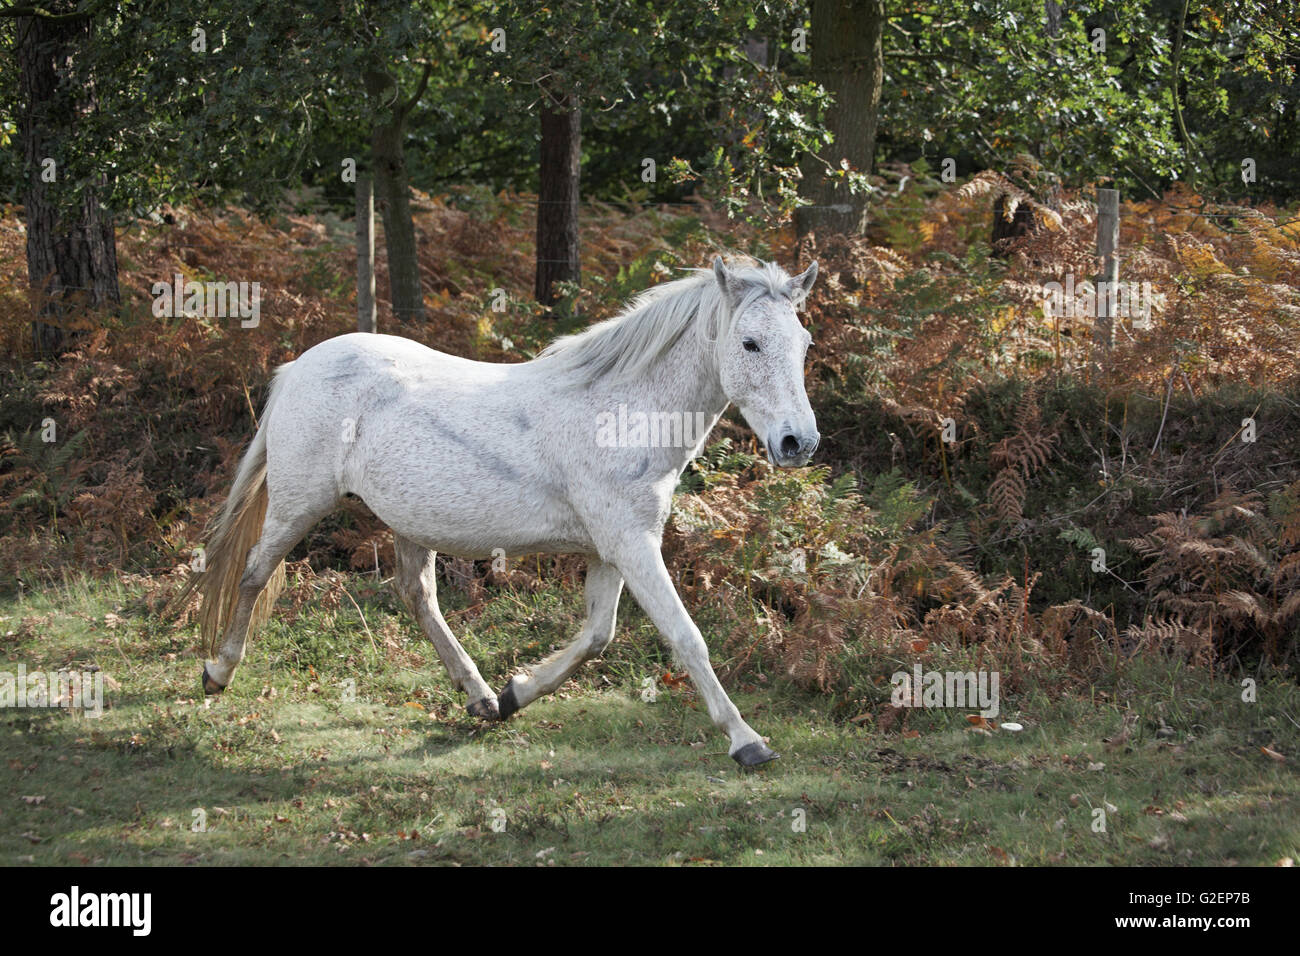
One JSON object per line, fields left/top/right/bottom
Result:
{"left": 712, "top": 256, "right": 820, "bottom": 468}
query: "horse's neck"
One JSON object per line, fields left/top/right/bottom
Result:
{"left": 624, "top": 326, "right": 728, "bottom": 475}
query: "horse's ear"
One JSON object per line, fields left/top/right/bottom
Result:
{"left": 712, "top": 256, "right": 730, "bottom": 295}
{"left": 790, "top": 261, "right": 819, "bottom": 297}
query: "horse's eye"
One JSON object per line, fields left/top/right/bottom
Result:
{"left": 743, "top": 338, "right": 760, "bottom": 353}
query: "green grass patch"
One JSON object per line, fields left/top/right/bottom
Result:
{"left": 1, "top": 575, "right": 1296, "bottom": 865}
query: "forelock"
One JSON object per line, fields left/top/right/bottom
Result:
{"left": 722, "top": 258, "right": 801, "bottom": 320}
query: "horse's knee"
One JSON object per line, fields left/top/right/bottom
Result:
{"left": 584, "top": 628, "right": 616, "bottom": 661}
{"left": 392, "top": 568, "right": 434, "bottom": 618}
{"left": 392, "top": 548, "right": 436, "bottom": 612}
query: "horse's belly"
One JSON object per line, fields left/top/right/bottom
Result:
{"left": 352, "top": 459, "right": 591, "bottom": 559}
{"left": 405, "top": 528, "right": 594, "bottom": 560}
{"left": 376, "top": 504, "right": 593, "bottom": 559}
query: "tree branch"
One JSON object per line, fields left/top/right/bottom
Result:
{"left": 400, "top": 61, "right": 432, "bottom": 119}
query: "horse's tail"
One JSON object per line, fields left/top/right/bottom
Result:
{"left": 176, "top": 363, "right": 295, "bottom": 657}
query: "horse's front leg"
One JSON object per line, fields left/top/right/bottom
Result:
{"left": 609, "top": 534, "right": 778, "bottom": 767}
{"left": 498, "top": 559, "right": 624, "bottom": 718}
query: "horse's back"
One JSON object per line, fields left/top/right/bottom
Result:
{"left": 297, "top": 332, "right": 514, "bottom": 386}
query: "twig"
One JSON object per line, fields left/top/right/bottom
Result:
{"left": 339, "top": 581, "right": 377, "bottom": 652}
{"left": 1208, "top": 399, "right": 1263, "bottom": 468}
{"left": 240, "top": 378, "right": 259, "bottom": 429}
{"left": 1151, "top": 371, "right": 1175, "bottom": 455}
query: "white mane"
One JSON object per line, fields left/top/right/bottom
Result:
{"left": 534, "top": 257, "right": 800, "bottom": 385}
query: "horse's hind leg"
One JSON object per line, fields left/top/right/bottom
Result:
{"left": 497, "top": 559, "right": 623, "bottom": 719}
{"left": 203, "top": 507, "right": 320, "bottom": 693}
{"left": 393, "top": 535, "right": 498, "bottom": 719}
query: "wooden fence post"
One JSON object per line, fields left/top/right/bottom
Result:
{"left": 1093, "top": 187, "right": 1119, "bottom": 356}
{"left": 356, "top": 175, "right": 376, "bottom": 334}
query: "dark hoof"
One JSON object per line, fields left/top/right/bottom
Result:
{"left": 466, "top": 696, "right": 500, "bottom": 721}
{"left": 732, "top": 741, "right": 779, "bottom": 767}
{"left": 497, "top": 682, "right": 520, "bottom": 721}
{"left": 201, "top": 665, "right": 226, "bottom": 696}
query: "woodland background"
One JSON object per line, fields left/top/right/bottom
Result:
{"left": 2, "top": 0, "right": 1299, "bottom": 711}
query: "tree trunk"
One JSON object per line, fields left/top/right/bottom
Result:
{"left": 18, "top": 9, "right": 120, "bottom": 356}
{"left": 535, "top": 91, "right": 581, "bottom": 306}
{"left": 1045, "top": 0, "right": 1062, "bottom": 36}
{"left": 365, "top": 67, "right": 425, "bottom": 323}
{"left": 795, "top": 0, "right": 884, "bottom": 239}
{"left": 355, "top": 175, "right": 376, "bottom": 333}
{"left": 370, "top": 116, "right": 424, "bottom": 323}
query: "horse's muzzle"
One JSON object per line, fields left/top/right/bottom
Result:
{"left": 770, "top": 427, "right": 819, "bottom": 467}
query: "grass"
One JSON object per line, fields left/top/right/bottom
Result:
{"left": 1, "top": 573, "right": 1297, "bottom": 866}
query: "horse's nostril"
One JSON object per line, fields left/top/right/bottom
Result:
{"left": 780, "top": 434, "right": 801, "bottom": 458}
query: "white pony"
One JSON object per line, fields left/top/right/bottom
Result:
{"left": 184, "top": 256, "right": 819, "bottom": 766}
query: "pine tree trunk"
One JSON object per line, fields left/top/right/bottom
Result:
{"left": 18, "top": 9, "right": 120, "bottom": 356}
{"left": 795, "top": 0, "right": 884, "bottom": 240}
{"left": 535, "top": 92, "right": 581, "bottom": 306}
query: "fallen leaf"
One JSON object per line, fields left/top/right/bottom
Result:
{"left": 1261, "top": 746, "right": 1286, "bottom": 762}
